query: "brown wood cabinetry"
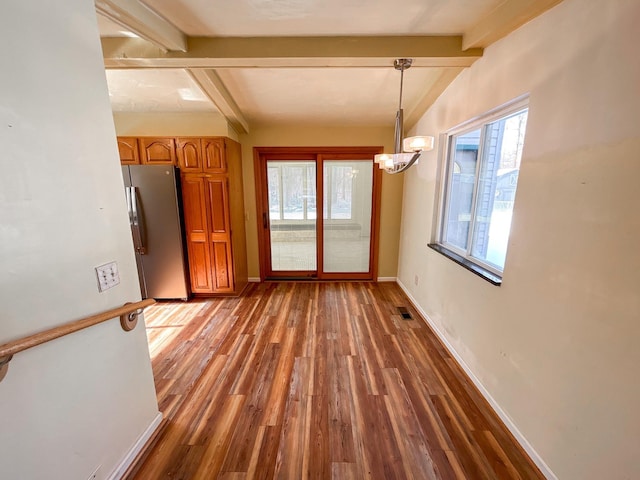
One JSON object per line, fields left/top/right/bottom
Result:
{"left": 202, "top": 137, "right": 226, "bottom": 173}
{"left": 140, "top": 137, "right": 176, "bottom": 165}
{"left": 176, "top": 137, "right": 226, "bottom": 173}
{"left": 176, "top": 138, "right": 202, "bottom": 172}
{"left": 180, "top": 175, "right": 213, "bottom": 292}
{"left": 180, "top": 138, "right": 248, "bottom": 296}
{"left": 117, "top": 137, "right": 140, "bottom": 165}
{"left": 206, "top": 177, "right": 232, "bottom": 289}
{"left": 116, "top": 136, "right": 176, "bottom": 166}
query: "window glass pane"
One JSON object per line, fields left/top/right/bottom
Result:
{"left": 444, "top": 129, "right": 481, "bottom": 250}
{"left": 268, "top": 161, "right": 316, "bottom": 271}
{"left": 267, "top": 166, "right": 281, "bottom": 220}
{"left": 323, "top": 161, "right": 372, "bottom": 273}
{"left": 282, "top": 165, "right": 306, "bottom": 220}
{"left": 471, "top": 110, "right": 528, "bottom": 269}
{"left": 327, "top": 165, "right": 354, "bottom": 220}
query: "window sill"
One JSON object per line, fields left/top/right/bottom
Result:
{"left": 427, "top": 244, "right": 502, "bottom": 286}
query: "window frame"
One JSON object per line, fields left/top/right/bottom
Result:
{"left": 434, "top": 96, "right": 529, "bottom": 282}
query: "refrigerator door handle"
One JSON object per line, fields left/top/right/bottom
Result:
{"left": 130, "top": 186, "right": 147, "bottom": 255}
{"left": 125, "top": 186, "right": 133, "bottom": 223}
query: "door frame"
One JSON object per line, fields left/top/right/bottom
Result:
{"left": 253, "top": 146, "right": 383, "bottom": 281}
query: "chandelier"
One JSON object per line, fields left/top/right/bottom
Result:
{"left": 374, "top": 59, "right": 434, "bottom": 174}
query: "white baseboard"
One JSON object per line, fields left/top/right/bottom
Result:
{"left": 107, "top": 411, "right": 163, "bottom": 480}
{"left": 248, "top": 277, "right": 261, "bottom": 283}
{"left": 376, "top": 277, "right": 397, "bottom": 282}
{"left": 396, "top": 279, "right": 557, "bottom": 480}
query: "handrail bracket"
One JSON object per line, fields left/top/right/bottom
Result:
{"left": 120, "top": 304, "right": 144, "bottom": 332}
{"left": 0, "top": 355, "right": 13, "bottom": 382}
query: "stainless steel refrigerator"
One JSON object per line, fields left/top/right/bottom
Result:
{"left": 122, "top": 165, "right": 189, "bottom": 300}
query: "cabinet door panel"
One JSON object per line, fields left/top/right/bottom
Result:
{"left": 181, "top": 175, "right": 213, "bottom": 292}
{"left": 212, "top": 241, "right": 232, "bottom": 291}
{"left": 206, "top": 177, "right": 229, "bottom": 233}
{"left": 141, "top": 138, "right": 176, "bottom": 165}
{"left": 117, "top": 137, "right": 139, "bottom": 165}
{"left": 188, "top": 242, "right": 213, "bottom": 291}
{"left": 202, "top": 138, "right": 226, "bottom": 173}
{"left": 206, "top": 177, "right": 234, "bottom": 292}
{"left": 177, "top": 138, "right": 202, "bottom": 172}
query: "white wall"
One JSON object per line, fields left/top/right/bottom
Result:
{"left": 399, "top": 0, "right": 640, "bottom": 478}
{"left": 0, "top": 2, "right": 160, "bottom": 479}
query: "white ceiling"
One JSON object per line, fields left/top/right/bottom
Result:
{"left": 107, "top": 69, "right": 215, "bottom": 112}
{"left": 97, "top": 0, "right": 562, "bottom": 131}
{"left": 214, "top": 67, "right": 444, "bottom": 126}
{"left": 139, "top": 0, "right": 499, "bottom": 37}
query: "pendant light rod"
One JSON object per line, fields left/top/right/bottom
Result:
{"left": 395, "top": 58, "right": 412, "bottom": 110}
{"left": 393, "top": 58, "right": 412, "bottom": 154}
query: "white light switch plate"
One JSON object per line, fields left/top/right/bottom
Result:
{"left": 96, "top": 261, "right": 120, "bottom": 292}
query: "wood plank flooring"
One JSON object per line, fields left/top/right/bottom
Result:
{"left": 129, "top": 282, "right": 544, "bottom": 480}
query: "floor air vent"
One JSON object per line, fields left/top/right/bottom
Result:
{"left": 397, "top": 306, "right": 413, "bottom": 320}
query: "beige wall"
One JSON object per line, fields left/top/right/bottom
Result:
{"left": 239, "top": 125, "right": 399, "bottom": 279}
{"left": 0, "top": 1, "right": 161, "bottom": 479}
{"left": 113, "top": 111, "right": 239, "bottom": 140}
{"left": 398, "top": 0, "right": 640, "bottom": 479}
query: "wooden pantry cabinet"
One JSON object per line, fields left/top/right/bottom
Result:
{"left": 116, "top": 135, "right": 248, "bottom": 296}
{"left": 179, "top": 137, "right": 247, "bottom": 295}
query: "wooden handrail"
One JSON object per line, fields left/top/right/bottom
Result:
{"left": 0, "top": 298, "right": 156, "bottom": 382}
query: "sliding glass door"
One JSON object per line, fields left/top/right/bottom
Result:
{"left": 323, "top": 160, "right": 373, "bottom": 273}
{"left": 255, "top": 148, "right": 382, "bottom": 280}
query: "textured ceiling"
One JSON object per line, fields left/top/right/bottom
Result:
{"left": 139, "top": 0, "right": 501, "bottom": 37}
{"left": 214, "top": 66, "right": 443, "bottom": 126}
{"left": 107, "top": 69, "right": 215, "bottom": 112}
{"left": 98, "top": 0, "right": 560, "bottom": 130}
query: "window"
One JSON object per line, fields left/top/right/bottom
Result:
{"left": 435, "top": 99, "right": 528, "bottom": 282}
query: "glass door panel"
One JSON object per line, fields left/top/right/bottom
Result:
{"left": 323, "top": 160, "right": 373, "bottom": 273}
{"left": 267, "top": 161, "right": 317, "bottom": 272}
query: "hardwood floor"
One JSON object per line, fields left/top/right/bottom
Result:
{"left": 129, "top": 282, "right": 544, "bottom": 480}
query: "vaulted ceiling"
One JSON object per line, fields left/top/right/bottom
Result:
{"left": 97, "top": 0, "right": 562, "bottom": 133}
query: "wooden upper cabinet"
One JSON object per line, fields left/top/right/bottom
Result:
{"left": 202, "top": 138, "right": 227, "bottom": 173}
{"left": 177, "top": 138, "right": 203, "bottom": 172}
{"left": 140, "top": 137, "right": 176, "bottom": 165}
{"left": 117, "top": 137, "right": 140, "bottom": 165}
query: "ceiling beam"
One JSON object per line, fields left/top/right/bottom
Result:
{"left": 95, "top": 0, "right": 187, "bottom": 52}
{"left": 462, "top": 0, "right": 564, "bottom": 49}
{"left": 187, "top": 69, "right": 250, "bottom": 134}
{"left": 101, "top": 36, "right": 483, "bottom": 69}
